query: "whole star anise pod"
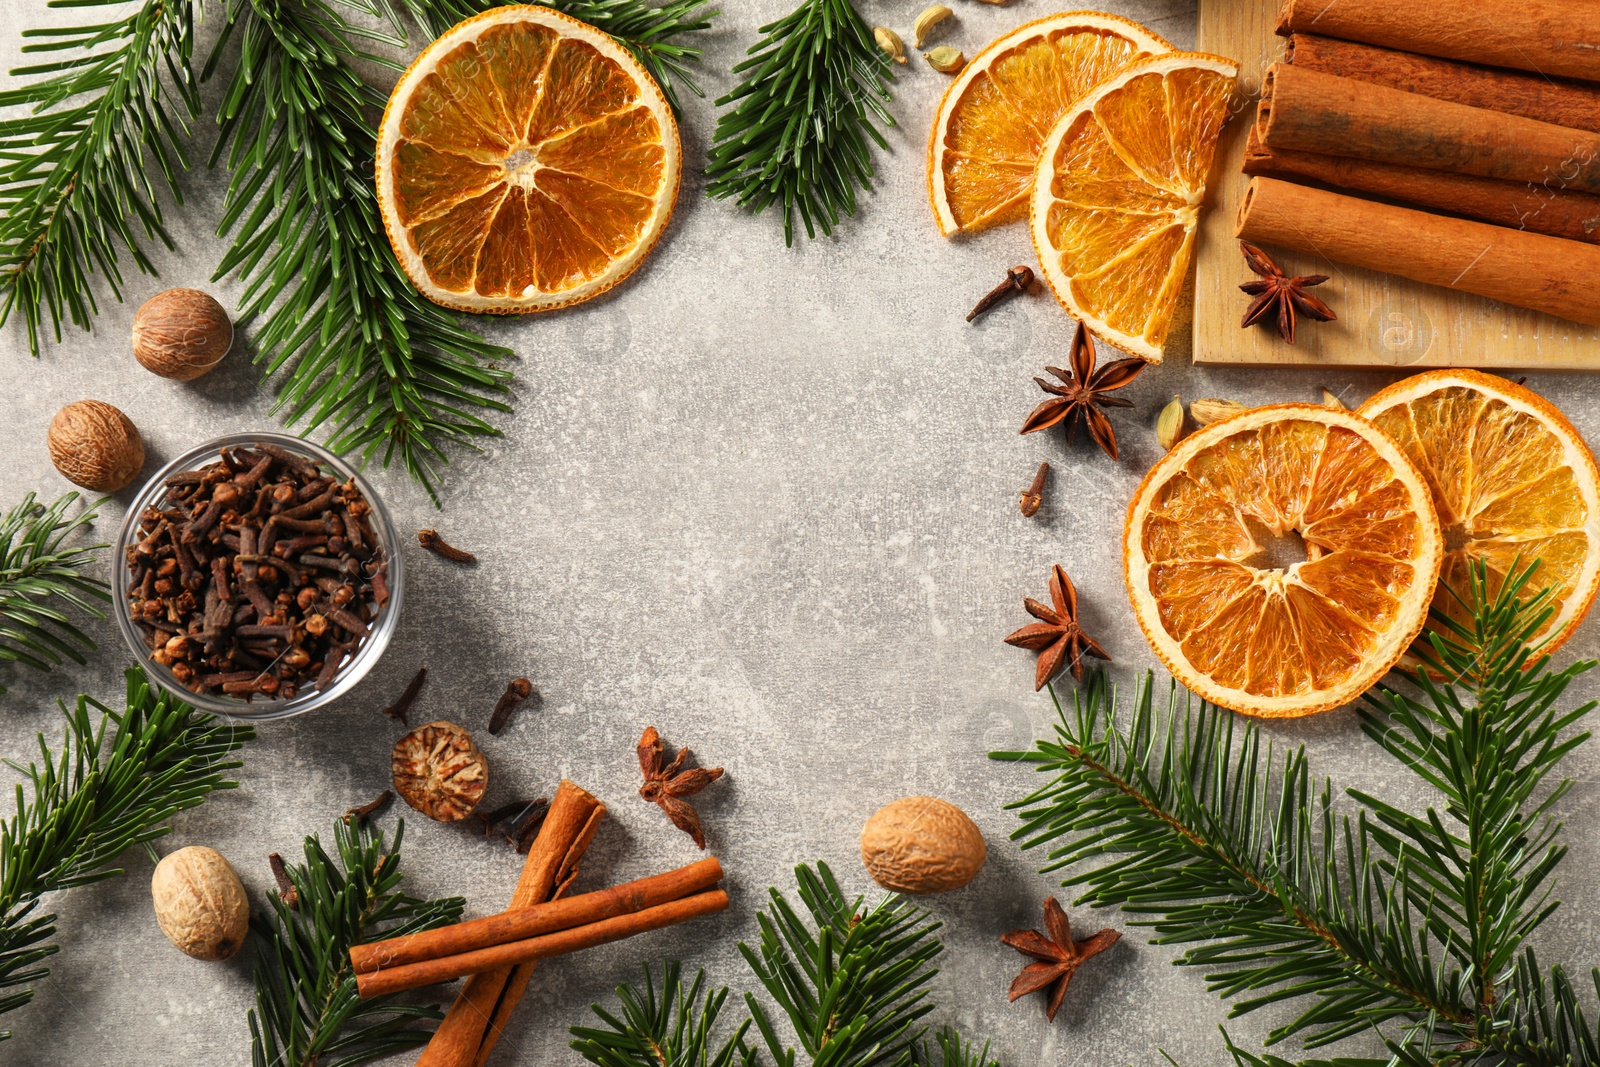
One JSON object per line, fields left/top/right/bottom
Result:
{"left": 637, "top": 726, "right": 724, "bottom": 849}
{"left": 1239, "top": 241, "right": 1336, "bottom": 344}
{"left": 1003, "top": 564, "right": 1109, "bottom": 689}
{"left": 1002, "top": 897, "right": 1120, "bottom": 1022}
{"left": 1019, "top": 320, "right": 1145, "bottom": 460}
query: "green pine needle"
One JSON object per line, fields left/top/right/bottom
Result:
{"left": 0, "top": 667, "right": 252, "bottom": 1035}
{"left": 206, "top": 0, "right": 514, "bottom": 507}
{"left": 0, "top": 0, "right": 199, "bottom": 355}
{"left": 992, "top": 558, "right": 1599, "bottom": 1063}
{"left": 741, "top": 862, "right": 942, "bottom": 1067}
{"left": 247, "top": 813, "right": 464, "bottom": 1067}
{"left": 571, "top": 962, "right": 757, "bottom": 1067}
{"left": 705, "top": 0, "right": 895, "bottom": 245}
{"left": 401, "top": 0, "right": 719, "bottom": 116}
{"left": 0, "top": 492, "right": 110, "bottom": 695}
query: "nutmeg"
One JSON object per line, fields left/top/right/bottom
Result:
{"left": 150, "top": 846, "right": 250, "bottom": 961}
{"left": 46, "top": 399, "right": 144, "bottom": 491}
{"left": 860, "top": 796, "right": 986, "bottom": 894}
{"left": 392, "top": 720, "right": 489, "bottom": 822}
{"left": 132, "top": 287, "right": 233, "bottom": 381}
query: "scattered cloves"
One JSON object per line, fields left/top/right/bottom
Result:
{"left": 488, "top": 678, "right": 535, "bottom": 735}
{"left": 418, "top": 529, "right": 476, "bottom": 564}
{"left": 344, "top": 789, "right": 394, "bottom": 824}
{"left": 969, "top": 266, "right": 1034, "bottom": 322}
{"left": 383, "top": 666, "right": 428, "bottom": 725}
{"left": 1019, "top": 462, "right": 1049, "bottom": 518}
{"left": 268, "top": 852, "right": 299, "bottom": 909}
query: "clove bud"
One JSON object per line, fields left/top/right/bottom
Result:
{"left": 1019, "top": 462, "right": 1049, "bottom": 518}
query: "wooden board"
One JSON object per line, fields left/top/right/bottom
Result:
{"left": 1193, "top": 0, "right": 1600, "bottom": 369}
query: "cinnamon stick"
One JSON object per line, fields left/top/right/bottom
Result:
{"left": 415, "top": 779, "right": 605, "bottom": 1067}
{"left": 1235, "top": 177, "right": 1600, "bottom": 328}
{"left": 1285, "top": 34, "right": 1600, "bottom": 135}
{"left": 1243, "top": 127, "right": 1600, "bottom": 245}
{"left": 356, "top": 889, "right": 730, "bottom": 999}
{"left": 1258, "top": 64, "right": 1600, "bottom": 195}
{"left": 350, "top": 857, "right": 723, "bottom": 974}
{"left": 1276, "top": 0, "right": 1600, "bottom": 82}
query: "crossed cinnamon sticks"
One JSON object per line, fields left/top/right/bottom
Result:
{"left": 396, "top": 780, "right": 725, "bottom": 1067}
{"left": 351, "top": 855, "right": 727, "bottom": 998}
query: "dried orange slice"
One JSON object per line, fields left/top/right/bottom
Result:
{"left": 927, "top": 13, "right": 1172, "bottom": 238}
{"left": 376, "top": 6, "right": 680, "bottom": 313}
{"left": 1030, "top": 52, "right": 1237, "bottom": 362}
{"left": 1360, "top": 369, "right": 1600, "bottom": 658}
{"left": 1124, "top": 405, "right": 1442, "bottom": 717}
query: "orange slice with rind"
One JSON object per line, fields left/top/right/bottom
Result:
{"left": 1359, "top": 369, "right": 1600, "bottom": 660}
{"left": 927, "top": 12, "right": 1173, "bottom": 238}
{"left": 376, "top": 6, "right": 680, "bottom": 313}
{"left": 1030, "top": 52, "right": 1238, "bottom": 362}
{"left": 1124, "top": 405, "right": 1443, "bottom": 717}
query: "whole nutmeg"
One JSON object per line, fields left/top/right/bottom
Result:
{"left": 47, "top": 399, "right": 145, "bottom": 491}
{"left": 860, "top": 796, "right": 986, "bottom": 894}
{"left": 151, "top": 846, "right": 250, "bottom": 961}
{"left": 132, "top": 287, "right": 233, "bottom": 381}
{"left": 392, "top": 720, "right": 489, "bottom": 822}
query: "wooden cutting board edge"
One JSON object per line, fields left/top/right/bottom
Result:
{"left": 1191, "top": 0, "right": 1600, "bottom": 370}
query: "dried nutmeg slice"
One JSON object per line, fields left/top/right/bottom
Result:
{"left": 392, "top": 720, "right": 489, "bottom": 822}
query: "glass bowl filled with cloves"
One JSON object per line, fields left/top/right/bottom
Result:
{"left": 112, "top": 432, "right": 403, "bottom": 721}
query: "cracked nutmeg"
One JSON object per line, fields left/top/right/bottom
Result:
{"left": 1002, "top": 896, "right": 1119, "bottom": 1022}
{"left": 638, "top": 726, "right": 724, "bottom": 849}
{"left": 1003, "top": 563, "right": 1109, "bottom": 689}
{"left": 392, "top": 720, "right": 489, "bottom": 822}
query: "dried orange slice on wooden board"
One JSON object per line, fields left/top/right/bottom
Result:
{"left": 927, "top": 12, "right": 1173, "bottom": 238}
{"left": 376, "top": 6, "right": 680, "bottom": 313}
{"left": 1124, "top": 405, "right": 1442, "bottom": 717}
{"left": 1360, "top": 369, "right": 1600, "bottom": 659}
{"left": 1030, "top": 52, "right": 1238, "bottom": 362}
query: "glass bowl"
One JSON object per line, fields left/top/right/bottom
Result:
{"left": 112, "top": 432, "right": 404, "bottom": 721}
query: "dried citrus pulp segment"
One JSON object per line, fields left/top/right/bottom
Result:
{"left": 1029, "top": 53, "right": 1237, "bottom": 362}
{"left": 1124, "top": 405, "right": 1443, "bottom": 718}
{"left": 375, "top": 6, "right": 681, "bottom": 313}
{"left": 1359, "top": 369, "right": 1600, "bottom": 659}
{"left": 927, "top": 13, "right": 1173, "bottom": 237}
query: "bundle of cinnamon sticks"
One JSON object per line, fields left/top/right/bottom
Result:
{"left": 395, "top": 781, "right": 728, "bottom": 1067}
{"left": 1234, "top": 0, "right": 1600, "bottom": 326}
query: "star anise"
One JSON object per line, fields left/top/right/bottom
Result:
{"left": 1003, "top": 564, "right": 1109, "bottom": 689}
{"left": 1019, "top": 320, "right": 1145, "bottom": 460}
{"left": 1001, "top": 897, "right": 1120, "bottom": 1022}
{"left": 1239, "top": 241, "right": 1336, "bottom": 344}
{"left": 637, "top": 726, "right": 724, "bottom": 849}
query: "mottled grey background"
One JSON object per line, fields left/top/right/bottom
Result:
{"left": 3, "top": 2, "right": 1600, "bottom": 1066}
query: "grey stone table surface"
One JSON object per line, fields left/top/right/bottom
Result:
{"left": 4, "top": 2, "right": 1600, "bottom": 1065}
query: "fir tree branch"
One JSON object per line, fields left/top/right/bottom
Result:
{"left": 0, "top": 667, "right": 251, "bottom": 1036}
{"left": 0, "top": 0, "right": 198, "bottom": 355}
{"left": 248, "top": 813, "right": 464, "bottom": 1067}
{"left": 705, "top": 0, "right": 895, "bottom": 245}
{"left": 911, "top": 1025, "right": 998, "bottom": 1067}
{"left": 992, "top": 674, "right": 1467, "bottom": 1048}
{"left": 399, "top": 0, "right": 718, "bottom": 116}
{"left": 741, "top": 862, "right": 941, "bottom": 1067}
{"left": 1358, "top": 560, "right": 1595, "bottom": 1015}
{"left": 571, "top": 961, "right": 756, "bottom": 1067}
{"left": 0, "top": 492, "right": 109, "bottom": 695}
{"left": 206, "top": 0, "right": 513, "bottom": 507}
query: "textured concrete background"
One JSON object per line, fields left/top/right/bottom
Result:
{"left": 4, "top": 2, "right": 1600, "bottom": 1065}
